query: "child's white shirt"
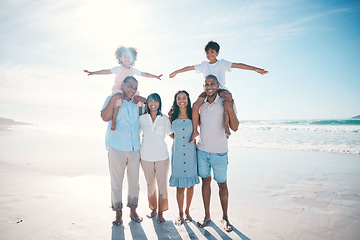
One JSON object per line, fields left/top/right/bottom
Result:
{"left": 194, "top": 59, "right": 232, "bottom": 89}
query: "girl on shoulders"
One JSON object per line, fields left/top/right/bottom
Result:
{"left": 84, "top": 46, "right": 162, "bottom": 131}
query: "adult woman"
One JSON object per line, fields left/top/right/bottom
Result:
{"left": 169, "top": 90, "right": 200, "bottom": 226}
{"left": 139, "top": 93, "right": 172, "bottom": 224}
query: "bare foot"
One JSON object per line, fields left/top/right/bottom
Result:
{"left": 189, "top": 130, "right": 199, "bottom": 143}
{"left": 112, "top": 215, "right": 122, "bottom": 226}
{"left": 185, "top": 212, "right": 192, "bottom": 222}
{"left": 146, "top": 209, "right": 157, "bottom": 219}
{"left": 174, "top": 216, "right": 183, "bottom": 226}
{"left": 111, "top": 121, "right": 116, "bottom": 131}
{"left": 221, "top": 218, "right": 233, "bottom": 232}
{"left": 157, "top": 216, "right": 165, "bottom": 224}
{"left": 157, "top": 212, "right": 165, "bottom": 224}
{"left": 197, "top": 216, "right": 211, "bottom": 228}
{"left": 130, "top": 211, "right": 143, "bottom": 223}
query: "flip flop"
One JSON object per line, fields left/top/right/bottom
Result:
{"left": 174, "top": 217, "right": 183, "bottom": 226}
{"left": 221, "top": 219, "right": 233, "bottom": 232}
{"left": 146, "top": 211, "right": 157, "bottom": 219}
{"left": 157, "top": 218, "right": 165, "bottom": 224}
{"left": 197, "top": 218, "right": 211, "bottom": 228}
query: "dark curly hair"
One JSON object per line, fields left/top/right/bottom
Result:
{"left": 114, "top": 46, "right": 138, "bottom": 66}
{"left": 205, "top": 41, "right": 220, "bottom": 52}
{"left": 170, "top": 90, "right": 192, "bottom": 122}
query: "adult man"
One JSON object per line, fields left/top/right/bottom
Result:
{"left": 101, "top": 76, "right": 146, "bottom": 225}
{"left": 195, "top": 74, "right": 239, "bottom": 232}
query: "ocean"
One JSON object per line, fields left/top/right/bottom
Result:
{"left": 6, "top": 119, "right": 360, "bottom": 155}
{"left": 230, "top": 119, "right": 360, "bottom": 154}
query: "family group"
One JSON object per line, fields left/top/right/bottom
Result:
{"left": 84, "top": 41, "right": 268, "bottom": 232}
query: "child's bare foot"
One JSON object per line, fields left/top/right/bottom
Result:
{"left": 221, "top": 218, "right": 233, "bottom": 232}
{"left": 111, "top": 121, "right": 116, "bottom": 131}
{"left": 225, "top": 126, "right": 231, "bottom": 138}
{"left": 197, "top": 216, "right": 211, "bottom": 228}
{"left": 189, "top": 130, "right": 199, "bottom": 143}
{"left": 146, "top": 209, "right": 157, "bottom": 219}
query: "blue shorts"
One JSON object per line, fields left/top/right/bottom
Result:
{"left": 197, "top": 149, "right": 228, "bottom": 183}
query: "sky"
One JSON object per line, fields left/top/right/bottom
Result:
{"left": 0, "top": 0, "right": 359, "bottom": 124}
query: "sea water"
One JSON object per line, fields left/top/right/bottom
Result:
{"left": 7, "top": 119, "right": 360, "bottom": 155}
{"left": 230, "top": 120, "right": 360, "bottom": 154}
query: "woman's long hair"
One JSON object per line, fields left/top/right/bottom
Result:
{"left": 171, "top": 90, "right": 192, "bottom": 122}
{"left": 146, "top": 93, "right": 162, "bottom": 116}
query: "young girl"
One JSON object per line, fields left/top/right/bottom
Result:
{"left": 169, "top": 90, "right": 199, "bottom": 226}
{"left": 139, "top": 93, "right": 172, "bottom": 224}
{"left": 84, "top": 46, "right": 162, "bottom": 130}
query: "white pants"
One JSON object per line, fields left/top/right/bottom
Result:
{"left": 108, "top": 147, "right": 140, "bottom": 210}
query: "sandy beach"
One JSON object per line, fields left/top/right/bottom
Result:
{"left": 0, "top": 125, "right": 359, "bottom": 240}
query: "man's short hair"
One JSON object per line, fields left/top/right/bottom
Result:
{"left": 123, "top": 76, "right": 138, "bottom": 84}
{"left": 205, "top": 74, "right": 219, "bottom": 84}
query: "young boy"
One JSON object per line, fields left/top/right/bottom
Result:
{"left": 169, "top": 41, "right": 268, "bottom": 142}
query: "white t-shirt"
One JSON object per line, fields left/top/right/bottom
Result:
{"left": 197, "top": 94, "right": 237, "bottom": 153}
{"left": 139, "top": 114, "right": 173, "bottom": 161}
{"left": 194, "top": 59, "right": 232, "bottom": 89}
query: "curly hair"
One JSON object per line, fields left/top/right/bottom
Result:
{"left": 114, "top": 46, "right": 138, "bottom": 66}
{"left": 170, "top": 90, "right": 192, "bottom": 122}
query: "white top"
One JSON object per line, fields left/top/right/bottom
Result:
{"left": 194, "top": 59, "right": 232, "bottom": 89}
{"left": 197, "top": 94, "right": 237, "bottom": 153}
{"left": 139, "top": 114, "right": 173, "bottom": 161}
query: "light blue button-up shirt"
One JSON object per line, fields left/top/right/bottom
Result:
{"left": 101, "top": 96, "right": 143, "bottom": 152}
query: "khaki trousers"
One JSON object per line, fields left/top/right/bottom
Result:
{"left": 108, "top": 147, "right": 140, "bottom": 211}
{"left": 141, "top": 158, "right": 169, "bottom": 212}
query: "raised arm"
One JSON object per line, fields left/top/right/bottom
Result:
{"left": 140, "top": 72, "right": 163, "bottom": 80}
{"left": 169, "top": 66, "right": 195, "bottom": 78}
{"left": 231, "top": 63, "right": 268, "bottom": 75}
{"left": 84, "top": 69, "right": 111, "bottom": 76}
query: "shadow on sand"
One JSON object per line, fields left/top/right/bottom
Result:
{"left": 151, "top": 216, "right": 182, "bottom": 239}
{"left": 111, "top": 218, "right": 251, "bottom": 240}
{"left": 187, "top": 220, "right": 252, "bottom": 240}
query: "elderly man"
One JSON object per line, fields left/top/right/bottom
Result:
{"left": 101, "top": 76, "right": 146, "bottom": 225}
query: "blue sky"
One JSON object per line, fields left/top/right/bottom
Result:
{"left": 0, "top": 0, "right": 359, "bottom": 124}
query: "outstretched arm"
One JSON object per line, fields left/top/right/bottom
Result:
{"left": 231, "top": 63, "right": 268, "bottom": 75}
{"left": 140, "top": 72, "right": 163, "bottom": 80}
{"left": 84, "top": 69, "right": 111, "bottom": 75}
{"left": 169, "top": 66, "right": 195, "bottom": 78}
